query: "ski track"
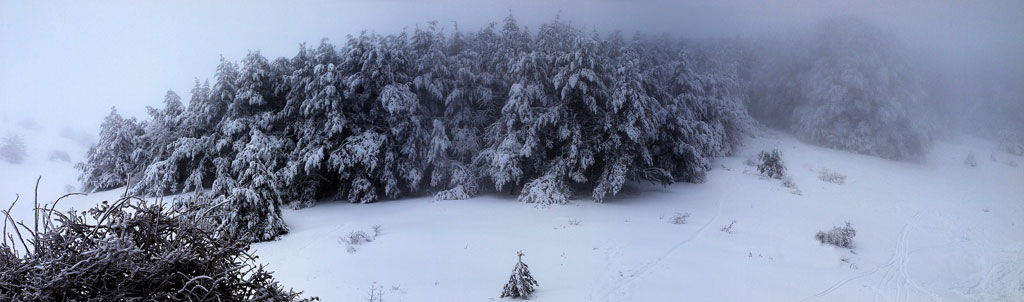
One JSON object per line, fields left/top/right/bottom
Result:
{"left": 805, "top": 209, "right": 946, "bottom": 302}
{"left": 597, "top": 187, "right": 731, "bottom": 301}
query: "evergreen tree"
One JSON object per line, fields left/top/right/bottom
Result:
{"left": 500, "top": 250, "right": 538, "bottom": 300}
{"left": 78, "top": 107, "right": 144, "bottom": 192}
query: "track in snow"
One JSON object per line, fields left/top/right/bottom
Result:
{"left": 598, "top": 188, "right": 732, "bottom": 301}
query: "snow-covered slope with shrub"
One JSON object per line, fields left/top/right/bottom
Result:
{"left": 3, "top": 115, "right": 1021, "bottom": 301}
{"left": 249, "top": 133, "right": 1024, "bottom": 301}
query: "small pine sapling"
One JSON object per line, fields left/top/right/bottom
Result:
{"left": 501, "top": 250, "right": 538, "bottom": 300}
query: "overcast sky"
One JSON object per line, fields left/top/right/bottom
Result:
{"left": 2, "top": 0, "right": 1021, "bottom": 131}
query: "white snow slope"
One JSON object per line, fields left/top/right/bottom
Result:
{"left": 2, "top": 119, "right": 1022, "bottom": 301}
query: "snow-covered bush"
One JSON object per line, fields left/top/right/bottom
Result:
{"left": 721, "top": 220, "right": 736, "bottom": 234}
{"left": 501, "top": 250, "right": 538, "bottom": 300}
{"left": 47, "top": 150, "right": 70, "bottom": 162}
{"left": 0, "top": 194, "right": 310, "bottom": 301}
{"left": 757, "top": 149, "right": 786, "bottom": 179}
{"left": 0, "top": 134, "right": 26, "bottom": 164}
{"left": 339, "top": 225, "right": 382, "bottom": 253}
{"left": 965, "top": 151, "right": 978, "bottom": 167}
{"left": 669, "top": 212, "right": 691, "bottom": 224}
{"left": 817, "top": 168, "right": 846, "bottom": 184}
{"left": 816, "top": 222, "right": 857, "bottom": 249}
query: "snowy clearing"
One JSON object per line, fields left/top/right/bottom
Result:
{"left": 250, "top": 133, "right": 1023, "bottom": 301}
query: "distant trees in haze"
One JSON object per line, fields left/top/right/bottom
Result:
{"left": 749, "top": 17, "right": 935, "bottom": 160}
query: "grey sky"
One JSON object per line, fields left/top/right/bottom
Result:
{"left": 2, "top": 0, "right": 1021, "bottom": 131}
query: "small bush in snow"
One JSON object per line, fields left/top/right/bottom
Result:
{"left": 365, "top": 282, "right": 384, "bottom": 302}
{"left": 757, "top": 149, "right": 786, "bottom": 179}
{"left": 669, "top": 212, "right": 691, "bottom": 224}
{"left": 568, "top": 218, "right": 582, "bottom": 226}
{"left": 340, "top": 225, "right": 382, "bottom": 253}
{"left": 47, "top": 150, "right": 70, "bottom": 162}
{"left": 781, "top": 176, "right": 798, "bottom": 189}
{"left": 501, "top": 251, "right": 538, "bottom": 300}
{"left": 816, "top": 222, "right": 857, "bottom": 249}
{"left": 721, "top": 220, "right": 736, "bottom": 234}
{"left": 1, "top": 134, "right": 27, "bottom": 164}
{"left": 964, "top": 151, "right": 977, "bottom": 167}
{"left": 817, "top": 169, "right": 846, "bottom": 184}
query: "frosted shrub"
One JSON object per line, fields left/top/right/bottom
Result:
{"left": 720, "top": 220, "right": 737, "bottom": 234}
{"left": 669, "top": 212, "right": 691, "bottom": 224}
{"left": 964, "top": 151, "right": 977, "bottom": 167}
{"left": 339, "top": 225, "right": 382, "bottom": 253}
{"left": 1, "top": 134, "right": 26, "bottom": 164}
{"left": 757, "top": 149, "right": 786, "bottom": 179}
{"left": 47, "top": 150, "right": 70, "bottom": 162}
{"left": 816, "top": 222, "right": 857, "bottom": 249}
{"left": 817, "top": 169, "right": 846, "bottom": 184}
{"left": 0, "top": 193, "right": 310, "bottom": 301}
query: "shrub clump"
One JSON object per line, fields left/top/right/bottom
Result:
{"left": 815, "top": 221, "right": 857, "bottom": 249}
{"left": 48, "top": 150, "right": 71, "bottom": 163}
{"left": 668, "top": 212, "right": 691, "bottom": 224}
{"left": 817, "top": 169, "right": 846, "bottom": 184}
{"left": 0, "top": 193, "right": 311, "bottom": 301}
{"left": 1, "top": 134, "right": 27, "bottom": 164}
{"left": 339, "top": 225, "right": 382, "bottom": 253}
{"left": 757, "top": 149, "right": 786, "bottom": 179}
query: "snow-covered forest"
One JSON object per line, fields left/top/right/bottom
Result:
{"left": 3, "top": 1, "right": 1023, "bottom": 301}
{"left": 76, "top": 16, "right": 759, "bottom": 241}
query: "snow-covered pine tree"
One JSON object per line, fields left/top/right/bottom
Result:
{"left": 500, "top": 250, "right": 538, "bottom": 300}
{"left": 476, "top": 21, "right": 549, "bottom": 197}
{"left": 221, "top": 129, "right": 289, "bottom": 241}
{"left": 78, "top": 107, "right": 145, "bottom": 192}
{"left": 591, "top": 44, "right": 669, "bottom": 202}
{"left": 134, "top": 91, "right": 186, "bottom": 196}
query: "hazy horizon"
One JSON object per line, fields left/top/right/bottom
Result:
{"left": 2, "top": 0, "right": 1022, "bottom": 134}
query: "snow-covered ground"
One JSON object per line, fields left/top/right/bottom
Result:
{"left": 2, "top": 118, "right": 1022, "bottom": 301}
{"left": 252, "top": 133, "right": 1024, "bottom": 301}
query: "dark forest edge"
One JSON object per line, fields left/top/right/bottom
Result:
{"left": 74, "top": 15, "right": 1023, "bottom": 242}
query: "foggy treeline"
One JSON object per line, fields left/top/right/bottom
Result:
{"left": 74, "top": 15, "right": 1023, "bottom": 241}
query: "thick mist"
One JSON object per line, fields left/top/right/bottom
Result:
{"left": 1, "top": 0, "right": 1021, "bottom": 145}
